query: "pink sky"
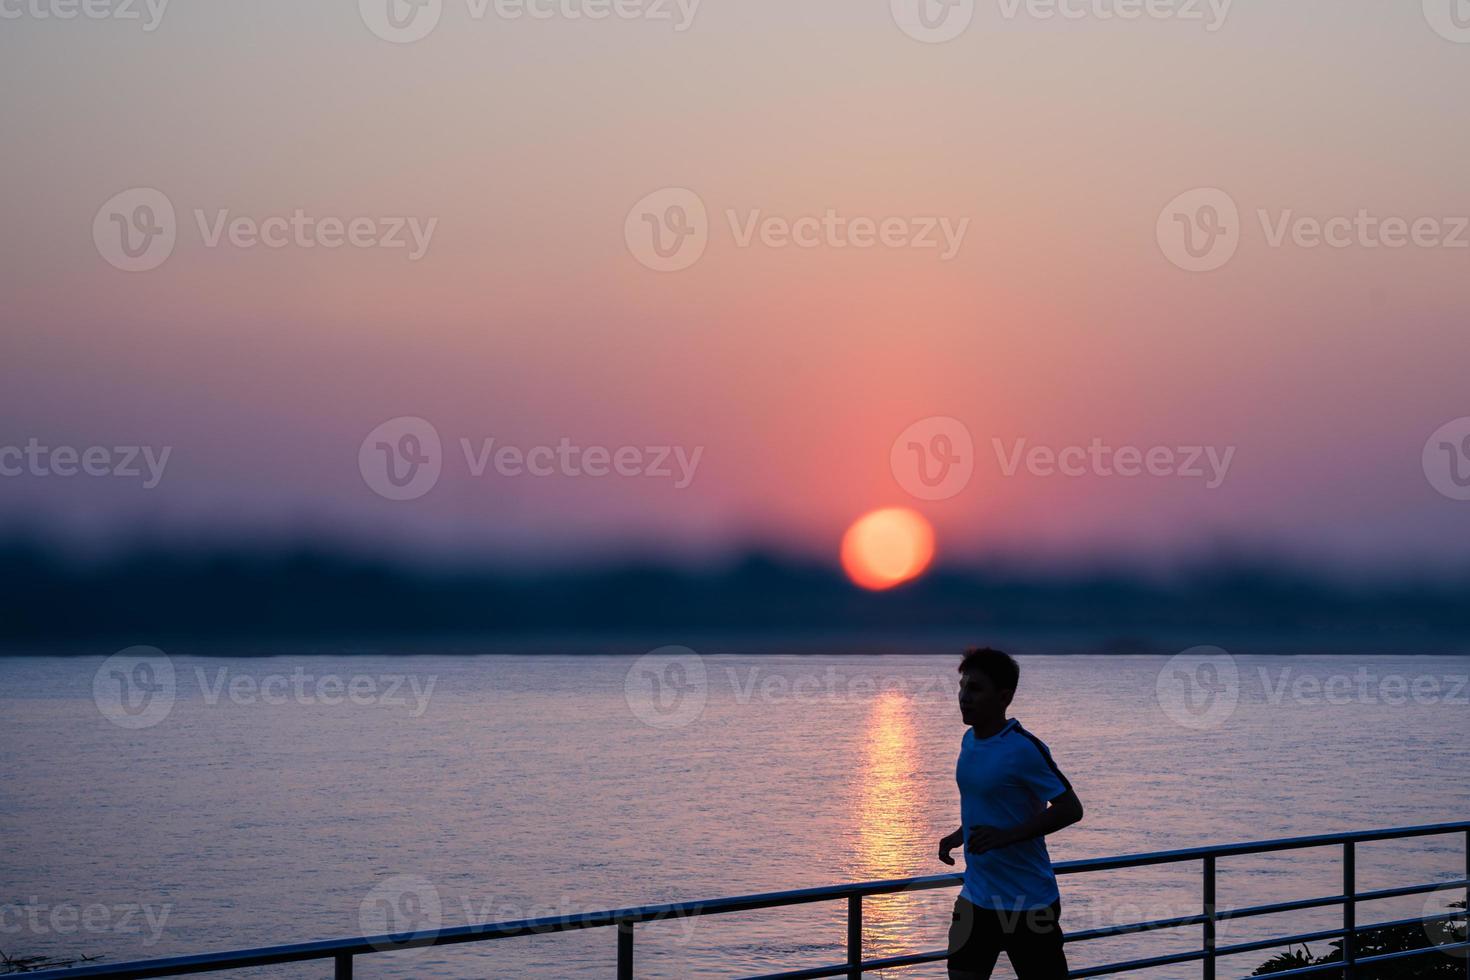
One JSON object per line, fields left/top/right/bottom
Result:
{"left": 3, "top": 1, "right": 1469, "bottom": 570}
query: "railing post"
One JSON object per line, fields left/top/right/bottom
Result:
{"left": 333, "top": 953, "right": 352, "bottom": 979}
{"left": 1464, "top": 829, "right": 1468, "bottom": 980}
{"left": 617, "top": 921, "right": 634, "bottom": 980}
{"left": 1203, "top": 855, "right": 1216, "bottom": 980}
{"left": 847, "top": 894, "right": 863, "bottom": 980}
{"left": 1343, "top": 841, "right": 1356, "bottom": 980}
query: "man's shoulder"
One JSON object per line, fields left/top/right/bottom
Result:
{"left": 1006, "top": 723, "right": 1058, "bottom": 761}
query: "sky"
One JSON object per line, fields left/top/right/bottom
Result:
{"left": 2, "top": 0, "right": 1470, "bottom": 571}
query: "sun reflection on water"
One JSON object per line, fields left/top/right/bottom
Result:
{"left": 851, "top": 691, "right": 934, "bottom": 960}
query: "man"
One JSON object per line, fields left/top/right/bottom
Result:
{"left": 937, "top": 647, "right": 1084, "bottom": 979}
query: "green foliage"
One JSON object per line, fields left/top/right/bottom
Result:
{"left": 1252, "top": 902, "right": 1466, "bottom": 978}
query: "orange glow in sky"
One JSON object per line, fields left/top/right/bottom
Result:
{"left": 840, "top": 508, "right": 936, "bottom": 591}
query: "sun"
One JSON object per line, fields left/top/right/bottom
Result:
{"left": 841, "top": 508, "right": 936, "bottom": 591}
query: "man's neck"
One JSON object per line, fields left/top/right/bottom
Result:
{"left": 971, "top": 715, "right": 1009, "bottom": 739}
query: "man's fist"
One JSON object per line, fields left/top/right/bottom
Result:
{"left": 938, "top": 828, "right": 965, "bottom": 866}
{"left": 965, "top": 824, "right": 1016, "bottom": 855}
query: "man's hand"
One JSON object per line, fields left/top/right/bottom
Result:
{"left": 965, "top": 824, "right": 1017, "bottom": 855}
{"left": 937, "top": 827, "right": 965, "bottom": 866}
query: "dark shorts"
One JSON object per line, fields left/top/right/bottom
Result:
{"left": 947, "top": 895, "right": 1069, "bottom": 979}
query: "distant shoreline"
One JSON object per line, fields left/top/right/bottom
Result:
{"left": 3, "top": 627, "right": 1466, "bottom": 658}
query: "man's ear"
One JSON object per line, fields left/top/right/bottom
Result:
{"left": 1000, "top": 689, "right": 1016, "bottom": 709}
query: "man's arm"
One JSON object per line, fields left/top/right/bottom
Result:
{"left": 937, "top": 825, "right": 965, "bottom": 866}
{"left": 965, "top": 789, "right": 1084, "bottom": 855}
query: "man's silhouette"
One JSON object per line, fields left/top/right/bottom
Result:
{"left": 938, "top": 648, "right": 1084, "bottom": 979}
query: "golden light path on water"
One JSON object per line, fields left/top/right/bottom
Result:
{"left": 851, "top": 690, "right": 934, "bottom": 960}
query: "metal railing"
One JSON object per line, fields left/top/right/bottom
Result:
{"left": 21, "top": 821, "right": 1470, "bottom": 980}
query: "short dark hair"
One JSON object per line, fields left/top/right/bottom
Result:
{"left": 958, "top": 647, "right": 1019, "bottom": 692}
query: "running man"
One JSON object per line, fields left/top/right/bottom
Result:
{"left": 938, "top": 647, "right": 1084, "bottom": 979}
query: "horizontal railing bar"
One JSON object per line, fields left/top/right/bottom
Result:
{"left": 1062, "top": 877, "right": 1470, "bottom": 945}
{"left": 746, "top": 910, "right": 1470, "bottom": 980}
{"left": 21, "top": 821, "right": 1469, "bottom": 980}
{"left": 745, "top": 945, "right": 1217, "bottom": 980}
{"left": 1213, "top": 908, "right": 1465, "bottom": 960}
{"left": 1066, "top": 911, "right": 1207, "bottom": 942}
{"left": 740, "top": 947, "right": 950, "bottom": 980}
{"left": 1215, "top": 877, "right": 1470, "bottom": 925}
{"left": 1051, "top": 821, "right": 1470, "bottom": 875}
{"left": 1066, "top": 946, "right": 1209, "bottom": 977}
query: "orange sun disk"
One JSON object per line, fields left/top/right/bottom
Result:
{"left": 840, "top": 508, "right": 936, "bottom": 591}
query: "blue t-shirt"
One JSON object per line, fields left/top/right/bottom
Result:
{"left": 956, "top": 718, "right": 1071, "bottom": 910}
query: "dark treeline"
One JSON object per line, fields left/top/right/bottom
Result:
{"left": 3, "top": 537, "right": 1468, "bottom": 648}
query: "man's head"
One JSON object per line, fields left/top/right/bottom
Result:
{"left": 957, "top": 647, "right": 1019, "bottom": 727}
